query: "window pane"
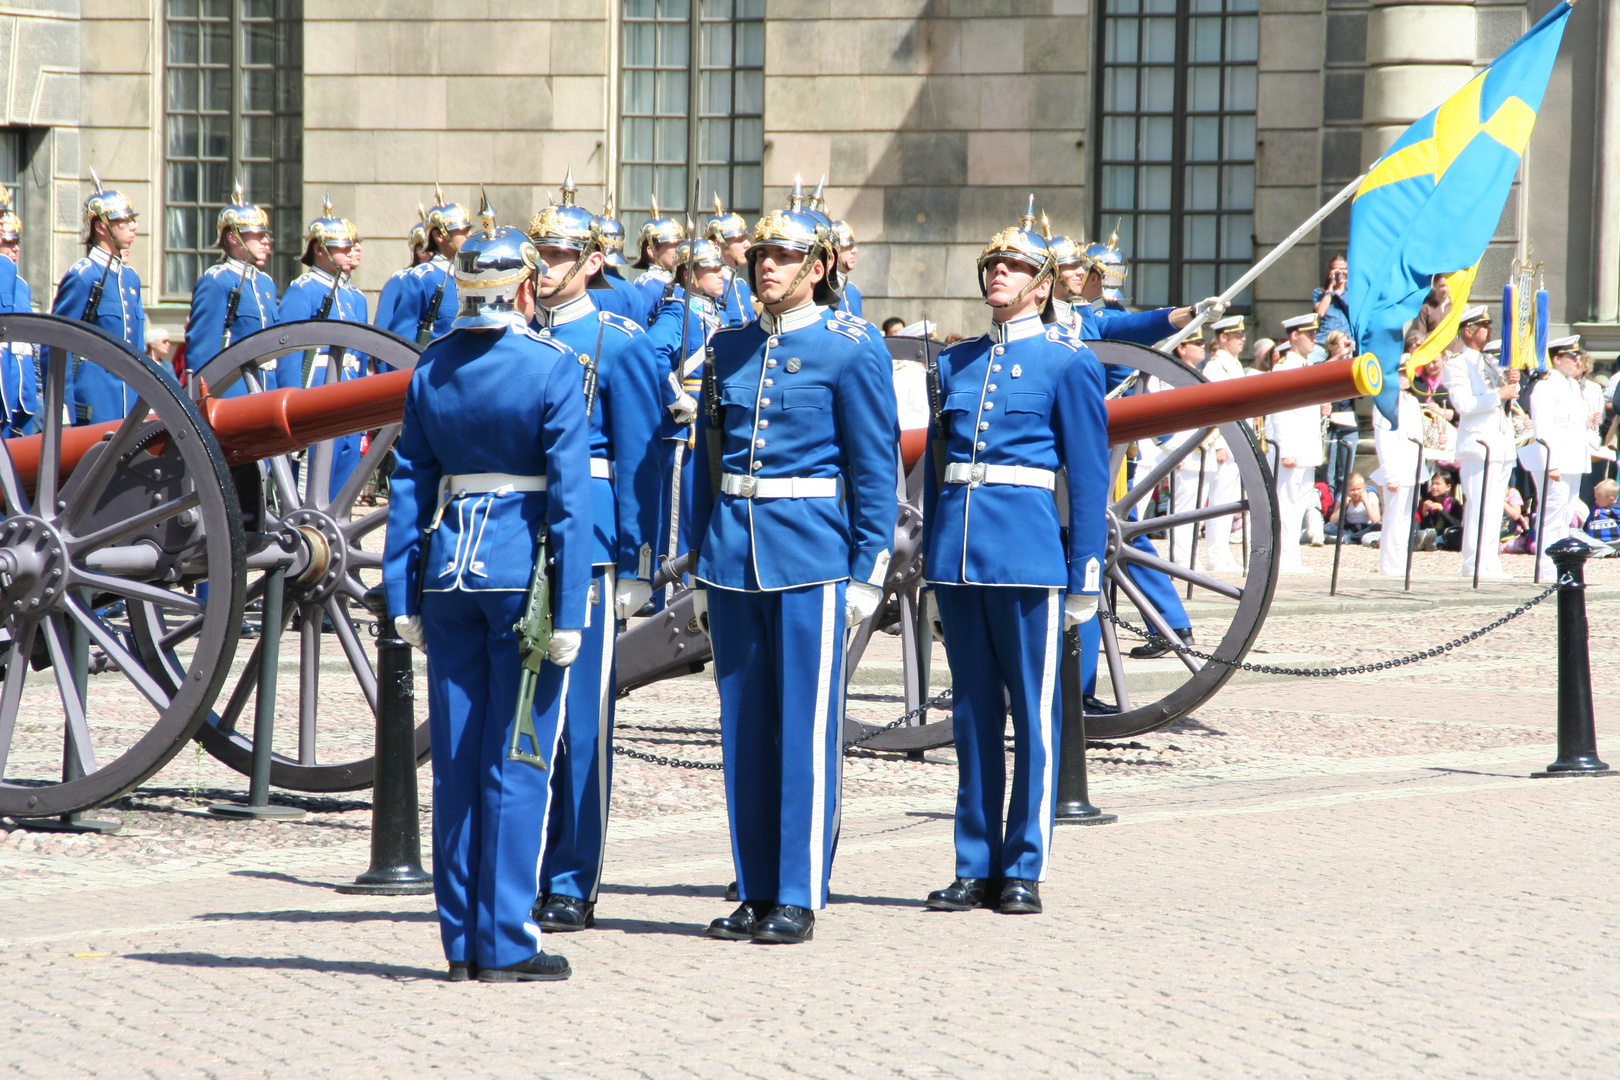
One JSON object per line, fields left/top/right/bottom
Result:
{"left": 204, "top": 67, "right": 231, "bottom": 112}
{"left": 654, "top": 70, "right": 686, "bottom": 112}
{"left": 1103, "top": 117, "right": 1135, "bottom": 161}
{"left": 1222, "top": 164, "right": 1255, "bottom": 209}
{"left": 1186, "top": 67, "right": 1220, "bottom": 113}
{"left": 701, "top": 70, "right": 730, "bottom": 114}
{"left": 701, "top": 0, "right": 732, "bottom": 18}
{"left": 1224, "top": 65, "right": 1257, "bottom": 112}
{"left": 656, "top": 22, "right": 689, "bottom": 67}
{"left": 1141, "top": 117, "right": 1172, "bottom": 161}
{"left": 168, "top": 22, "right": 198, "bottom": 65}
{"left": 1221, "top": 214, "right": 1253, "bottom": 261}
{"left": 1101, "top": 166, "right": 1135, "bottom": 210}
{"left": 733, "top": 117, "right": 763, "bottom": 160}
{"left": 624, "top": 69, "right": 654, "bottom": 113}
{"left": 1190, "top": 18, "right": 1222, "bottom": 63}
{"left": 1186, "top": 116, "right": 1219, "bottom": 161}
{"left": 243, "top": 0, "right": 273, "bottom": 16}
{"left": 654, "top": 164, "right": 685, "bottom": 209}
{"left": 1138, "top": 215, "right": 1170, "bottom": 258}
{"left": 166, "top": 206, "right": 197, "bottom": 250}
{"left": 203, "top": 161, "right": 231, "bottom": 202}
{"left": 735, "top": 0, "right": 763, "bottom": 16}
{"left": 1139, "top": 166, "right": 1172, "bottom": 210}
{"left": 1182, "top": 262, "right": 1217, "bottom": 302}
{"left": 1106, "top": 0, "right": 1139, "bottom": 12}
{"left": 737, "top": 21, "right": 764, "bottom": 66}
{"left": 1144, "top": 0, "right": 1175, "bottom": 12}
{"left": 243, "top": 162, "right": 274, "bottom": 201}
{"left": 702, "top": 21, "right": 731, "bottom": 66}
{"left": 167, "top": 163, "right": 198, "bottom": 203}
{"left": 1142, "top": 18, "right": 1176, "bottom": 63}
{"left": 1104, "top": 20, "right": 1138, "bottom": 64}
{"left": 202, "top": 22, "right": 230, "bottom": 65}
{"left": 734, "top": 70, "right": 763, "bottom": 114}
{"left": 1223, "top": 114, "right": 1256, "bottom": 160}
{"left": 242, "top": 70, "right": 274, "bottom": 112}
{"left": 1136, "top": 262, "right": 1169, "bottom": 307}
{"left": 244, "top": 23, "right": 276, "bottom": 66}
{"left": 1185, "top": 214, "right": 1217, "bottom": 260}
{"left": 1227, "top": 17, "right": 1258, "bottom": 62}
{"left": 624, "top": 117, "right": 654, "bottom": 160}
{"left": 1185, "top": 165, "right": 1219, "bottom": 210}
{"left": 624, "top": 22, "right": 655, "bottom": 65}
{"left": 1141, "top": 67, "right": 1174, "bottom": 112}
{"left": 167, "top": 114, "right": 199, "bottom": 158}
{"left": 200, "top": 0, "right": 229, "bottom": 17}
{"left": 167, "top": 70, "right": 198, "bottom": 112}
{"left": 624, "top": 0, "right": 653, "bottom": 16}
{"left": 168, "top": 0, "right": 198, "bottom": 17}
{"left": 700, "top": 117, "right": 729, "bottom": 160}
{"left": 731, "top": 165, "right": 762, "bottom": 213}
{"left": 1104, "top": 67, "right": 1136, "bottom": 113}
{"left": 242, "top": 116, "right": 273, "bottom": 158}
{"left": 654, "top": 117, "right": 686, "bottom": 160}
{"left": 658, "top": 0, "right": 690, "bottom": 17}
{"left": 623, "top": 164, "right": 654, "bottom": 208}
{"left": 1191, "top": 0, "right": 1221, "bottom": 12}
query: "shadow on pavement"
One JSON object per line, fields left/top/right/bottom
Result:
{"left": 194, "top": 909, "right": 437, "bottom": 924}
{"left": 599, "top": 882, "right": 725, "bottom": 899}
{"left": 229, "top": 869, "right": 346, "bottom": 889}
{"left": 830, "top": 892, "right": 926, "bottom": 909}
{"left": 120, "top": 952, "right": 443, "bottom": 981}
{"left": 592, "top": 917, "right": 708, "bottom": 937}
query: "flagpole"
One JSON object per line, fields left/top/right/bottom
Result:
{"left": 1158, "top": 172, "right": 1366, "bottom": 352}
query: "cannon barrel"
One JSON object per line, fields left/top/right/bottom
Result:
{"left": 2, "top": 350, "right": 1380, "bottom": 483}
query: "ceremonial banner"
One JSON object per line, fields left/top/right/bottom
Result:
{"left": 1346, "top": 0, "right": 1573, "bottom": 420}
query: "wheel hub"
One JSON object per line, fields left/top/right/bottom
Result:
{"left": 281, "top": 508, "right": 347, "bottom": 604}
{"left": 0, "top": 515, "right": 69, "bottom": 624}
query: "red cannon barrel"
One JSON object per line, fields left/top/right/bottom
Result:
{"left": 5, "top": 352, "right": 1381, "bottom": 486}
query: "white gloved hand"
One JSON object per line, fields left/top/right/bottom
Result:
{"left": 396, "top": 615, "right": 426, "bottom": 652}
{"left": 615, "top": 578, "right": 653, "bottom": 620}
{"left": 666, "top": 371, "right": 698, "bottom": 426}
{"left": 1063, "top": 593, "right": 1098, "bottom": 630}
{"left": 689, "top": 588, "right": 709, "bottom": 634}
{"left": 546, "top": 629, "right": 583, "bottom": 668}
{"left": 1194, "top": 296, "right": 1227, "bottom": 321}
{"left": 845, "top": 581, "right": 884, "bottom": 630}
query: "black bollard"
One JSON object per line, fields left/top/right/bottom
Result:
{"left": 1055, "top": 625, "right": 1118, "bottom": 826}
{"left": 1533, "top": 539, "right": 1615, "bottom": 779}
{"left": 337, "top": 587, "right": 434, "bottom": 894}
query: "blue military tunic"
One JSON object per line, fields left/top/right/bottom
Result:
{"left": 52, "top": 246, "right": 145, "bottom": 423}
{"left": 690, "top": 299, "right": 899, "bottom": 912}
{"left": 276, "top": 267, "right": 370, "bottom": 500}
{"left": 184, "top": 258, "right": 280, "bottom": 396}
{"left": 592, "top": 271, "right": 641, "bottom": 322}
{"left": 922, "top": 311, "right": 1108, "bottom": 884}
{"left": 386, "top": 254, "right": 457, "bottom": 344}
{"left": 382, "top": 314, "right": 592, "bottom": 971}
{"left": 716, "top": 268, "right": 754, "bottom": 328}
{"left": 373, "top": 265, "right": 418, "bottom": 335}
{"left": 630, "top": 266, "right": 675, "bottom": 326}
{"left": 530, "top": 292, "right": 664, "bottom": 905}
{"left": 0, "top": 258, "right": 36, "bottom": 434}
{"left": 647, "top": 292, "right": 720, "bottom": 569}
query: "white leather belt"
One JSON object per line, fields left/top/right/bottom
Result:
{"left": 943, "top": 462, "right": 1056, "bottom": 490}
{"left": 720, "top": 473, "right": 839, "bottom": 499}
{"left": 441, "top": 472, "right": 547, "bottom": 497}
{"left": 590, "top": 457, "right": 613, "bottom": 480}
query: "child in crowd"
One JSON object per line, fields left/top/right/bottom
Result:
{"left": 1416, "top": 471, "right": 1464, "bottom": 551}
{"left": 1326, "top": 472, "right": 1381, "bottom": 544}
{"left": 1586, "top": 479, "right": 1620, "bottom": 545}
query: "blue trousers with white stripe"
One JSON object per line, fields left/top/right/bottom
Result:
{"left": 707, "top": 580, "right": 846, "bottom": 910}
{"left": 542, "top": 566, "right": 617, "bottom": 903}
{"left": 934, "top": 584, "right": 1061, "bottom": 882}
{"left": 422, "top": 588, "right": 566, "bottom": 969}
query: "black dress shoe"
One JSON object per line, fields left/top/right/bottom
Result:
{"left": 1083, "top": 696, "right": 1120, "bottom": 715}
{"left": 534, "top": 893, "right": 595, "bottom": 932}
{"left": 998, "top": 879, "right": 1042, "bottom": 915}
{"left": 925, "top": 877, "right": 994, "bottom": 912}
{"left": 447, "top": 960, "right": 478, "bottom": 982}
{"left": 1128, "top": 627, "right": 1194, "bottom": 659}
{"left": 752, "top": 905, "right": 814, "bottom": 944}
{"left": 476, "top": 952, "right": 571, "bottom": 982}
{"left": 725, "top": 880, "right": 738, "bottom": 902}
{"left": 707, "top": 900, "right": 772, "bottom": 941}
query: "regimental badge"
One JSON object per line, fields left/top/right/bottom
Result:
{"left": 785, "top": 357, "right": 802, "bottom": 373}
{"left": 1011, "top": 364, "right": 1022, "bottom": 378}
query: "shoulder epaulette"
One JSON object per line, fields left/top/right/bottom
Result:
{"left": 1046, "top": 327, "right": 1079, "bottom": 350}
{"left": 520, "top": 325, "right": 572, "bottom": 353}
{"left": 68, "top": 257, "right": 93, "bottom": 275}
{"left": 825, "top": 319, "right": 864, "bottom": 342}
{"left": 598, "top": 311, "right": 642, "bottom": 337}
{"left": 290, "top": 271, "right": 319, "bottom": 288}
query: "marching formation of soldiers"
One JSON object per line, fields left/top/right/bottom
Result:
{"left": 18, "top": 172, "right": 1235, "bottom": 983}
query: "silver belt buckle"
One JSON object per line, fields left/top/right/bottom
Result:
{"left": 737, "top": 475, "right": 758, "bottom": 498}
{"left": 969, "top": 462, "right": 986, "bottom": 487}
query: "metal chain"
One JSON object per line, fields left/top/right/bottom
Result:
{"left": 1102, "top": 576, "right": 1565, "bottom": 678}
{"left": 611, "top": 690, "right": 956, "bottom": 770}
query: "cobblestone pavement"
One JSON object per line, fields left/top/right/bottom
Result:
{"left": 3, "top": 546, "right": 1619, "bottom": 1078}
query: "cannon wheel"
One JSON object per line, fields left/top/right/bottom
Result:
{"left": 0, "top": 313, "right": 245, "bottom": 818}
{"left": 130, "top": 321, "right": 424, "bottom": 792}
{"left": 1084, "top": 339, "right": 1278, "bottom": 739}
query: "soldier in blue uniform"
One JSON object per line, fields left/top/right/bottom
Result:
{"left": 691, "top": 189, "right": 899, "bottom": 945}
{"left": 524, "top": 180, "right": 664, "bottom": 933}
{"left": 831, "top": 220, "right": 863, "bottom": 319}
{"left": 705, "top": 195, "right": 755, "bottom": 328}
{"left": 383, "top": 203, "right": 591, "bottom": 983}
{"left": 921, "top": 203, "right": 1109, "bottom": 916}
{"left": 590, "top": 194, "right": 642, "bottom": 322}
{"left": 52, "top": 175, "right": 145, "bottom": 423}
{"left": 0, "top": 186, "right": 37, "bottom": 434}
{"left": 629, "top": 196, "right": 684, "bottom": 325}
{"left": 648, "top": 236, "right": 726, "bottom": 588}
{"left": 386, "top": 185, "right": 470, "bottom": 345}
{"left": 183, "top": 184, "right": 280, "bottom": 396}
{"left": 276, "top": 197, "right": 370, "bottom": 500}
{"left": 373, "top": 206, "right": 431, "bottom": 333}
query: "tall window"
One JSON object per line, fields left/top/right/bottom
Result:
{"left": 164, "top": 0, "right": 303, "bottom": 297}
{"left": 1094, "top": 0, "right": 1258, "bottom": 309}
{"left": 619, "top": 0, "right": 764, "bottom": 226}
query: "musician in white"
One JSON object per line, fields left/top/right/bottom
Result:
{"left": 1166, "top": 335, "right": 1222, "bottom": 571}
{"left": 1442, "top": 306, "right": 1518, "bottom": 580}
{"left": 1198, "top": 315, "right": 1248, "bottom": 572}
{"left": 1371, "top": 372, "right": 1430, "bottom": 577}
{"left": 1522, "top": 337, "right": 1589, "bottom": 578}
{"left": 1267, "top": 315, "right": 1329, "bottom": 574}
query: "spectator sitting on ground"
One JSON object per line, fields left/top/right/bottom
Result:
{"left": 882, "top": 316, "right": 905, "bottom": 337}
{"left": 1586, "top": 479, "right": 1620, "bottom": 544}
{"left": 1326, "top": 472, "right": 1381, "bottom": 544}
{"left": 1416, "top": 470, "right": 1464, "bottom": 551}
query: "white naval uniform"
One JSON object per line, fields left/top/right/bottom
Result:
{"left": 1372, "top": 390, "right": 1429, "bottom": 577}
{"left": 1198, "top": 348, "right": 1247, "bottom": 571}
{"left": 1266, "top": 352, "right": 1326, "bottom": 574}
{"left": 1522, "top": 370, "right": 1590, "bottom": 578}
{"left": 1443, "top": 348, "right": 1516, "bottom": 578}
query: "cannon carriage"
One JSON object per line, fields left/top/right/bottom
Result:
{"left": 0, "top": 313, "right": 1377, "bottom": 819}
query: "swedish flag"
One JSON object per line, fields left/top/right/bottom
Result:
{"left": 1347, "top": 0, "right": 1573, "bottom": 420}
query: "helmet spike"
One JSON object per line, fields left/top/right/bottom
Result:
{"left": 650, "top": 194, "right": 661, "bottom": 219}
{"left": 90, "top": 168, "right": 105, "bottom": 196}
{"left": 1019, "top": 194, "right": 1035, "bottom": 230}
{"left": 417, "top": 201, "right": 427, "bottom": 223}
{"left": 604, "top": 191, "right": 616, "bottom": 218}
{"left": 322, "top": 191, "right": 335, "bottom": 218}
{"left": 478, "top": 187, "right": 496, "bottom": 236}
{"left": 233, "top": 177, "right": 246, "bottom": 206}
{"left": 788, "top": 174, "right": 804, "bottom": 211}
{"left": 561, "top": 167, "right": 577, "bottom": 206}
{"left": 434, "top": 182, "right": 447, "bottom": 207}
{"left": 811, "top": 175, "right": 826, "bottom": 210}
{"left": 1108, "top": 218, "right": 1121, "bottom": 250}
{"left": 1039, "top": 212, "right": 1052, "bottom": 241}
{"left": 713, "top": 192, "right": 724, "bottom": 216}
